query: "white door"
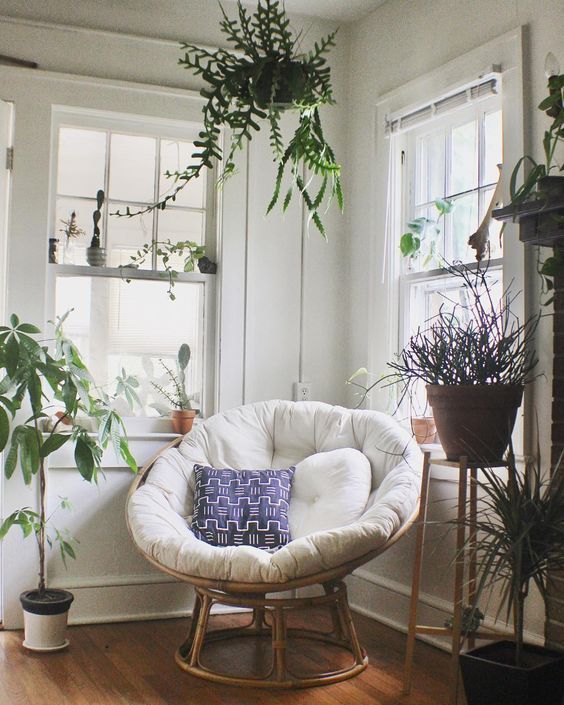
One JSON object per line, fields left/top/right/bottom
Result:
{"left": 0, "top": 98, "right": 14, "bottom": 622}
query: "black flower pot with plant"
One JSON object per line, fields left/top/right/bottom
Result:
{"left": 460, "top": 640, "right": 564, "bottom": 705}
{"left": 451, "top": 453, "right": 564, "bottom": 705}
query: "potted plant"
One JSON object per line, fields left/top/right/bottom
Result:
{"left": 115, "top": 0, "right": 342, "bottom": 237}
{"left": 457, "top": 451, "right": 564, "bottom": 705}
{"left": 58, "top": 210, "right": 85, "bottom": 264}
{"left": 120, "top": 239, "right": 207, "bottom": 300}
{"left": 152, "top": 343, "right": 197, "bottom": 434}
{"left": 386, "top": 261, "right": 539, "bottom": 462}
{"left": 86, "top": 189, "right": 107, "bottom": 267}
{"left": 493, "top": 53, "right": 564, "bottom": 300}
{"left": 399, "top": 198, "right": 453, "bottom": 266}
{"left": 346, "top": 367, "right": 437, "bottom": 445}
{"left": 0, "top": 312, "right": 137, "bottom": 651}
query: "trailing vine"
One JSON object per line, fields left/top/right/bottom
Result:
{"left": 115, "top": 0, "right": 342, "bottom": 238}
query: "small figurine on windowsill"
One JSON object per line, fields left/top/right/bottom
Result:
{"left": 86, "top": 189, "right": 107, "bottom": 267}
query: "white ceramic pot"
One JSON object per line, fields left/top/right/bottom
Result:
{"left": 20, "top": 589, "right": 74, "bottom": 652}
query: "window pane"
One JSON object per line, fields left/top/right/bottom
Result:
{"left": 156, "top": 209, "right": 205, "bottom": 272}
{"left": 159, "top": 140, "right": 205, "bottom": 209}
{"left": 109, "top": 134, "right": 156, "bottom": 203}
{"left": 481, "top": 186, "right": 503, "bottom": 259}
{"left": 105, "top": 204, "right": 154, "bottom": 267}
{"left": 57, "top": 128, "right": 106, "bottom": 198}
{"left": 451, "top": 192, "right": 478, "bottom": 262}
{"left": 417, "top": 131, "right": 445, "bottom": 206}
{"left": 55, "top": 197, "right": 96, "bottom": 265}
{"left": 54, "top": 277, "right": 203, "bottom": 416}
{"left": 484, "top": 110, "right": 502, "bottom": 185}
{"left": 450, "top": 120, "right": 478, "bottom": 195}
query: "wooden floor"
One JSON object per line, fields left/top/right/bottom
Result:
{"left": 0, "top": 609, "right": 450, "bottom": 704}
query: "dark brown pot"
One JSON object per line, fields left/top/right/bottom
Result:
{"left": 426, "top": 385, "right": 523, "bottom": 462}
{"left": 171, "top": 409, "right": 196, "bottom": 435}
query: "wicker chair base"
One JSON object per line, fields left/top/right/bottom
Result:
{"left": 175, "top": 580, "right": 368, "bottom": 688}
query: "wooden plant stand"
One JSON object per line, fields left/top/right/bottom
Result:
{"left": 403, "top": 452, "right": 510, "bottom": 705}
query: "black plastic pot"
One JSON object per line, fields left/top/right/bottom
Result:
{"left": 20, "top": 589, "right": 74, "bottom": 615}
{"left": 460, "top": 640, "right": 564, "bottom": 705}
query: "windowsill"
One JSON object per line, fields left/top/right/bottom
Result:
{"left": 49, "top": 263, "right": 214, "bottom": 283}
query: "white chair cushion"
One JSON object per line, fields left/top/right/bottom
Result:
{"left": 289, "top": 449, "right": 372, "bottom": 540}
{"left": 128, "top": 400, "right": 422, "bottom": 585}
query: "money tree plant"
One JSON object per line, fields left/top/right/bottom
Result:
{"left": 0, "top": 312, "right": 138, "bottom": 597}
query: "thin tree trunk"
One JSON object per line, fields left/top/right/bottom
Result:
{"left": 38, "top": 459, "right": 46, "bottom": 597}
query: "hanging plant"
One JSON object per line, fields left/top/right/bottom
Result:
{"left": 116, "top": 0, "right": 342, "bottom": 237}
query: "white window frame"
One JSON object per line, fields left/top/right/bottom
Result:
{"left": 46, "top": 106, "right": 218, "bottom": 419}
{"left": 367, "top": 28, "right": 526, "bottom": 450}
{"left": 398, "top": 90, "right": 504, "bottom": 354}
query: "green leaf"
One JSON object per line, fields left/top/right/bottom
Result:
{"left": 0, "top": 406, "right": 9, "bottom": 452}
{"left": 41, "top": 433, "right": 70, "bottom": 458}
{"left": 17, "top": 323, "right": 40, "bottom": 334}
{"left": 434, "top": 198, "right": 454, "bottom": 215}
{"left": 0, "top": 511, "right": 18, "bottom": 540}
{"left": 74, "top": 437, "right": 94, "bottom": 482}
{"left": 119, "top": 437, "right": 138, "bottom": 473}
{"left": 9, "top": 314, "right": 19, "bottom": 328}
{"left": 4, "top": 335, "right": 19, "bottom": 378}
{"left": 400, "top": 233, "right": 421, "bottom": 258}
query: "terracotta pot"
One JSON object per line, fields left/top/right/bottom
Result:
{"left": 171, "top": 409, "right": 197, "bottom": 435}
{"left": 410, "top": 417, "right": 437, "bottom": 445}
{"left": 426, "top": 385, "right": 523, "bottom": 463}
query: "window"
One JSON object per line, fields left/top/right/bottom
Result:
{"left": 396, "top": 83, "right": 503, "bottom": 343}
{"left": 49, "top": 108, "right": 216, "bottom": 418}
{"left": 389, "top": 79, "right": 503, "bottom": 415}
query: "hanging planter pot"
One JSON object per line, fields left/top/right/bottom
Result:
{"left": 20, "top": 589, "right": 74, "bottom": 652}
{"left": 114, "top": 1, "right": 343, "bottom": 238}
{"left": 426, "top": 385, "right": 523, "bottom": 462}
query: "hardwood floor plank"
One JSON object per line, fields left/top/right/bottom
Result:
{"left": 0, "top": 610, "right": 450, "bottom": 705}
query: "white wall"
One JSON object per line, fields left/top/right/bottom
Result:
{"left": 0, "top": 5, "right": 349, "bottom": 627}
{"left": 344, "top": 0, "right": 564, "bottom": 648}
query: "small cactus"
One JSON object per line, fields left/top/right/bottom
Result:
{"left": 151, "top": 344, "right": 194, "bottom": 411}
{"left": 91, "top": 189, "right": 105, "bottom": 248}
{"left": 177, "top": 344, "right": 191, "bottom": 408}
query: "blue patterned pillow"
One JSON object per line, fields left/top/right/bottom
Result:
{"left": 191, "top": 464, "right": 295, "bottom": 550}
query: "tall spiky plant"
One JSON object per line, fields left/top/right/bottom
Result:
{"left": 455, "top": 451, "right": 564, "bottom": 666}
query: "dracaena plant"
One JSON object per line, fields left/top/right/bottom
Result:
{"left": 454, "top": 450, "right": 564, "bottom": 667}
{"left": 0, "top": 312, "right": 138, "bottom": 597}
{"left": 115, "top": 0, "right": 342, "bottom": 237}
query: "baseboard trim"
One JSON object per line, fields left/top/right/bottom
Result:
{"left": 349, "top": 569, "right": 544, "bottom": 650}
{"left": 69, "top": 603, "right": 247, "bottom": 626}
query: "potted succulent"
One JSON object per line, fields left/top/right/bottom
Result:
{"left": 386, "top": 261, "right": 539, "bottom": 462}
{"left": 58, "top": 210, "right": 85, "bottom": 264}
{"left": 0, "top": 313, "right": 137, "bottom": 651}
{"left": 457, "top": 451, "right": 564, "bottom": 705}
{"left": 86, "top": 189, "right": 107, "bottom": 267}
{"left": 152, "top": 343, "right": 197, "bottom": 434}
{"left": 115, "top": 0, "right": 342, "bottom": 237}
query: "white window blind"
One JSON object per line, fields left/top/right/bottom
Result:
{"left": 385, "top": 75, "right": 499, "bottom": 136}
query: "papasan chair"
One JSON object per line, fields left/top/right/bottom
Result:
{"left": 127, "top": 400, "right": 422, "bottom": 688}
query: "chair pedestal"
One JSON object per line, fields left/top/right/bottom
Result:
{"left": 175, "top": 580, "right": 368, "bottom": 688}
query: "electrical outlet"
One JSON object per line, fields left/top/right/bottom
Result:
{"left": 293, "top": 382, "right": 311, "bottom": 402}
